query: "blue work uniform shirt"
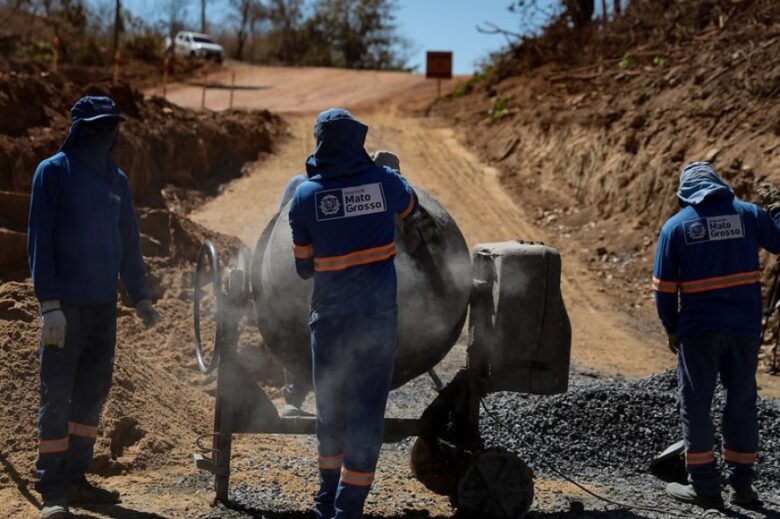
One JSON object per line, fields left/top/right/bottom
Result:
{"left": 27, "top": 151, "right": 150, "bottom": 305}
{"left": 652, "top": 163, "right": 780, "bottom": 339}
{"left": 288, "top": 110, "right": 417, "bottom": 321}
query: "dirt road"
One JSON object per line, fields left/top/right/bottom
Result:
{"left": 179, "top": 63, "right": 671, "bottom": 378}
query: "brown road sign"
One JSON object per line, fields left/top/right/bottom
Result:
{"left": 426, "top": 51, "right": 453, "bottom": 79}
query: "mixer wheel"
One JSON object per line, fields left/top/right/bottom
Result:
{"left": 456, "top": 448, "right": 534, "bottom": 519}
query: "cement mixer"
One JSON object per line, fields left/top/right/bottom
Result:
{"left": 251, "top": 188, "right": 471, "bottom": 388}
{"left": 191, "top": 187, "right": 572, "bottom": 519}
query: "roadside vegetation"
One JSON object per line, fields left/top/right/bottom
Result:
{"left": 0, "top": 0, "right": 413, "bottom": 71}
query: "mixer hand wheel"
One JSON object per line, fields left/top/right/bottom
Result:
{"left": 194, "top": 241, "right": 222, "bottom": 374}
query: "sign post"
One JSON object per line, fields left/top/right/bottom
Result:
{"left": 51, "top": 36, "right": 60, "bottom": 73}
{"left": 201, "top": 68, "right": 208, "bottom": 110}
{"left": 113, "top": 49, "right": 121, "bottom": 86}
{"left": 162, "top": 55, "right": 171, "bottom": 99}
{"left": 229, "top": 71, "right": 236, "bottom": 109}
{"left": 426, "top": 51, "right": 453, "bottom": 98}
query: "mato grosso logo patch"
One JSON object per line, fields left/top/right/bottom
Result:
{"left": 315, "top": 183, "right": 387, "bottom": 221}
{"left": 683, "top": 214, "right": 744, "bottom": 245}
{"left": 319, "top": 194, "right": 341, "bottom": 216}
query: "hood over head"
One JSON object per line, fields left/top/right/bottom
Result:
{"left": 677, "top": 161, "right": 734, "bottom": 206}
{"left": 60, "top": 96, "right": 125, "bottom": 153}
{"left": 305, "top": 108, "right": 373, "bottom": 179}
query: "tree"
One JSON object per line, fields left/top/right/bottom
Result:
{"left": 304, "top": 0, "right": 411, "bottom": 70}
{"left": 265, "top": 0, "right": 305, "bottom": 63}
{"left": 564, "top": 0, "right": 594, "bottom": 28}
{"left": 112, "top": 0, "right": 122, "bottom": 57}
{"left": 230, "top": 0, "right": 264, "bottom": 60}
{"left": 164, "top": 0, "right": 188, "bottom": 39}
{"left": 201, "top": 0, "right": 207, "bottom": 33}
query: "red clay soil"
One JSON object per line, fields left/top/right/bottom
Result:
{"left": 0, "top": 67, "right": 283, "bottom": 277}
{"left": 437, "top": 0, "right": 780, "bottom": 372}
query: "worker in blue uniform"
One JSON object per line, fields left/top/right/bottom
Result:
{"left": 288, "top": 108, "right": 418, "bottom": 519}
{"left": 28, "top": 96, "right": 160, "bottom": 519}
{"left": 653, "top": 161, "right": 780, "bottom": 510}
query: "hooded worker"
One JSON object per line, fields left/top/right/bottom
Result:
{"left": 27, "top": 96, "right": 159, "bottom": 519}
{"left": 277, "top": 149, "right": 404, "bottom": 418}
{"left": 652, "top": 162, "right": 780, "bottom": 510}
{"left": 288, "top": 109, "right": 417, "bottom": 519}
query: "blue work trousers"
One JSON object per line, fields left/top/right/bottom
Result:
{"left": 678, "top": 332, "right": 759, "bottom": 495}
{"left": 311, "top": 308, "right": 397, "bottom": 519}
{"left": 35, "top": 304, "right": 116, "bottom": 500}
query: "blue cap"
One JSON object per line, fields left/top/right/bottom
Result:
{"left": 60, "top": 96, "right": 125, "bottom": 151}
{"left": 70, "top": 96, "right": 125, "bottom": 124}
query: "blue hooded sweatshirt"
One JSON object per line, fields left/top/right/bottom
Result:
{"left": 27, "top": 96, "right": 150, "bottom": 305}
{"left": 652, "top": 162, "right": 780, "bottom": 338}
{"left": 288, "top": 108, "right": 417, "bottom": 321}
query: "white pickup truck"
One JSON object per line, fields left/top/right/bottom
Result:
{"left": 168, "top": 31, "right": 224, "bottom": 63}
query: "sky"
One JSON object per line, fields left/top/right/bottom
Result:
{"left": 107, "top": 0, "right": 560, "bottom": 75}
{"left": 396, "top": 0, "right": 521, "bottom": 75}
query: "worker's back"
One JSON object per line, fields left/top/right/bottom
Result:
{"left": 289, "top": 109, "right": 416, "bottom": 321}
{"left": 654, "top": 163, "right": 780, "bottom": 338}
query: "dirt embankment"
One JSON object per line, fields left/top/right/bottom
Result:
{"left": 437, "top": 0, "right": 780, "bottom": 371}
{"left": 0, "top": 67, "right": 283, "bottom": 277}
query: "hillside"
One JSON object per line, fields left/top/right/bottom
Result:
{"left": 438, "top": 0, "right": 780, "bottom": 372}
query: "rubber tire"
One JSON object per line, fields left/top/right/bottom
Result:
{"left": 456, "top": 449, "right": 534, "bottom": 519}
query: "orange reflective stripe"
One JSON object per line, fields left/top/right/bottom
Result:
{"left": 680, "top": 271, "right": 761, "bottom": 294}
{"left": 68, "top": 421, "right": 98, "bottom": 439}
{"left": 314, "top": 243, "right": 396, "bottom": 272}
{"left": 723, "top": 448, "right": 757, "bottom": 465}
{"left": 685, "top": 450, "right": 715, "bottom": 466}
{"left": 318, "top": 453, "right": 344, "bottom": 470}
{"left": 652, "top": 277, "right": 679, "bottom": 294}
{"left": 341, "top": 468, "right": 375, "bottom": 487}
{"left": 293, "top": 243, "right": 314, "bottom": 259}
{"left": 39, "top": 437, "right": 69, "bottom": 454}
{"left": 399, "top": 193, "right": 416, "bottom": 219}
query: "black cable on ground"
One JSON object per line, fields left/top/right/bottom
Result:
{"left": 479, "top": 399, "right": 694, "bottom": 518}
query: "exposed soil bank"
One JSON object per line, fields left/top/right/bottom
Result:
{"left": 437, "top": 0, "right": 780, "bottom": 373}
{"left": 0, "top": 67, "right": 283, "bottom": 276}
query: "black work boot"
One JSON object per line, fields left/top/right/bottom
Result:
{"left": 666, "top": 482, "right": 724, "bottom": 510}
{"left": 729, "top": 485, "right": 760, "bottom": 506}
{"left": 65, "top": 477, "right": 120, "bottom": 505}
{"left": 40, "top": 498, "right": 69, "bottom": 519}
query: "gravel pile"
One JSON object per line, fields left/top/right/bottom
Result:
{"left": 481, "top": 370, "right": 780, "bottom": 488}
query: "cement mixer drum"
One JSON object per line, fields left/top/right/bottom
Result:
{"left": 251, "top": 188, "right": 472, "bottom": 388}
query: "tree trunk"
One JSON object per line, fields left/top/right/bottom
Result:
{"left": 113, "top": 0, "right": 121, "bottom": 57}
{"left": 234, "top": 0, "right": 251, "bottom": 60}
{"left": 201, "top": 0, "right": 207, "bottom": 33}
{"left": 614, "top": 0, "right": 621, "bottom": 16}
{"left": 602, "top": 0, "right": 608, "bottom": 24}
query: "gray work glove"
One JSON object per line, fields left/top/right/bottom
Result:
{"left": 40, "top": 300, "right": 67, "bottom": 348}
{"left": 135, "top": 299, "right": 160, "bottom": 328}
{"left": 667, "top": 333, "right": 678, "bottom": 355}
{"left": 371, "top": 150, "right": 401, "bottom": 172}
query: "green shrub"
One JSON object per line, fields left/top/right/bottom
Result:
{"left": 488, "top": 96, "right": 510, "bottom": 121}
